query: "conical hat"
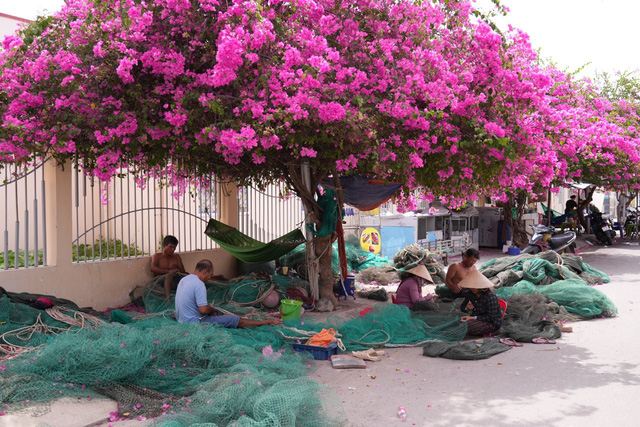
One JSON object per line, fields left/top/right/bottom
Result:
{"left": 458, "top": 270, "right": 494, "bottom": 289}
{"left": 406, "top": 265, "right": 434, "bottom": 284}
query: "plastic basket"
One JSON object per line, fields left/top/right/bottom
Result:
{"left": 292, "top": 342, "right": 339, "bottom": 360}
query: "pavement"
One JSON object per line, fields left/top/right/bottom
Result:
{"left": 2, "top": 234, "right": 640, "bottom": 427}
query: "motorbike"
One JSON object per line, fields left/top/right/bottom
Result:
{"left": 521, "top": 224, "right": 577, "bottom": 254}
{"left": 624, "top": 211, "right": 637, "bottom": 237}
{"left": 590, "top": 210, "right": 616, "bottom": 245}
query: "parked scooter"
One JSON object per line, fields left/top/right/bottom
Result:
{"left": 521, "top": 224, "right": 577, "bottom": 254}
{"left": 590, "top": 210, "right": 615, "bottom": 246}
{"left": 624, "top": 211, "right": 637, "bottom": 237}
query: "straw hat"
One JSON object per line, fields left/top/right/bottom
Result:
{"left": 458, "top": 270, "right": 494, "bottom": 289}
{"left": 406, "top": 265, "right": 434, "bottom": 284}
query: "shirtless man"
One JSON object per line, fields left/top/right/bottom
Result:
{"left": 444, "top": 248, "right": 480, "bottom": 297}
{"left": 150, "top": 235, "right": 186, "bottom": 299}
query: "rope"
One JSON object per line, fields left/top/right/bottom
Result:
{"left": 227, "top": 279, "right": 276, "bottom": 307}
{"left": 549, "top": 251, "right": 567, "bottom": 280}
{"left": 344, "top": 329, "right": 391, "bottom": 347}
{"left": 0, "top": 314, "right": 70, "bottom": 356}
{"left": 45, "top": 306, "right": 105, "bottom": 329}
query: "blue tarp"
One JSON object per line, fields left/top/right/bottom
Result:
{"left": 322, "top": 175, "right": 402, "bottom": 211}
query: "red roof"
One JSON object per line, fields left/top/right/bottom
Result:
{"left": 0, "top": 12, "right": 33, "bottom": 24}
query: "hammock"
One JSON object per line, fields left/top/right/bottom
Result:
{"left": 204, "top": 218, "right": 306, "bottom": 264}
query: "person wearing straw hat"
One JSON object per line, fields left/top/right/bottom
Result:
{"left": 458, "top": 270, "right": 502, "bottom": 336}
{"left": 395, "top": 264, "right": 436, "bottom": 310}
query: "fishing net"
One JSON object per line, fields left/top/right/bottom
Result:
{"left": 435, "top": 252, "right": 616, "bottom": 319}
{"left": 137, "top": 273, "right": 312, "bottom": 314}
{"left": 422, "top": 338, "right": 511, "bottom": 360}
{"left": 1, "top": 289, "right": 473, "bottom": 422}
{"left": 278, "top": 241, "right": 391, "bottom": 279}
{"left": 391, "top": 244, "right": 446, "bottom": 283}
{"left": 279, "top": 303, "right": 468, "bottom": 350}
{"left": 498, "top": 293, "right": 566, "bottom": 342}
{"left": 0, "top": 314, "right": 346, "bottom": 426}
{"left": 479, "top": 251, "right": 609, "bottom": 288}
{"left": 355, "top": 266, "right": 399, "bottom": 286}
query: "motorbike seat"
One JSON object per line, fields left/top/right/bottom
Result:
{"left": 548, "top": 232, "right": 576, "bottom": 248}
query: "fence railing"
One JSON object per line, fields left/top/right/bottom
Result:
{"left": 238, "top": 184, "right": 305, "bottom": 242}
{"left": 1, "top": 162, "right": 47, "bottom": 269}
{"left": 71, "top": 165, "right": 221, "bottom": 262}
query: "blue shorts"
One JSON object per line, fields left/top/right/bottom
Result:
{"left": 200, "top": 314, "right": 240, "bottom": 328}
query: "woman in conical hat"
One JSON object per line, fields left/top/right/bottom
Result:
{"left": 458, "top": 270, "right": 503, "bottom": 336}
{"left": 394, "top": 264, "right": 436, "bottom": 310}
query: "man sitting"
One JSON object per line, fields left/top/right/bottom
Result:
{"left": 443, "top": 248, "right": 480, "bottom": 298}
{"left": 150, "top": 235, "right": 186, "bottom": 299}
{"left": 175, "top": 259, "right": 282, "bottom": 328}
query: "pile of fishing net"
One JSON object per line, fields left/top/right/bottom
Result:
{"left": 477, "top": 251, "right": 616, "bottom": 319}
{"left": 284, "top": 303, "right": 468, "bottom": 350}
{"left": 434, "top": 251, "right": 615, "bottom": 319}
{"left": 480, "top": 251, "right": 610, "bottom": 288}
{"left": 0, "top": 293, "right": 469, "bottom": 422}
{"left": 134, "top": 273, "right": 313, "bottom": 314}
{"left": 393, "top": 244, "right": 446, "bottom": 284}
{"left": 278, "top": 240, "right": 391, "bottom": 279}
{"left": 0, "top": 308, "right": 345, "bottom": 425}
{"left": 424, "top": 251, "right": 617, "bottom": 357}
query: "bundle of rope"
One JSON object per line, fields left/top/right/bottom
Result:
{"left": 46, "top": 306, "right": 105, "bottom": 329}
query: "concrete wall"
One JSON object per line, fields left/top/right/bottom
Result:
{"left": 0, "top": 162, "right": 239, "bottom": 310}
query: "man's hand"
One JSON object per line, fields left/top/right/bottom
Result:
{"left": 460, "top": 316, "right": 474, "bottom": 322}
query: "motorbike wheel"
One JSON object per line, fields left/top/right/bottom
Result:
{"left": 595, "top": 232, "right": 607, "bottom": 245}
{"left": 606, "top": 235, "right": 613, "bottom": 246}
{"left": 521, "top": 245, "right": 540, "bottom": 255}
{"left": 568, "top": 243, "right": 577, "bottom": 254}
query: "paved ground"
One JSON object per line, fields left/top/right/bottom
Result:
{"left": 2, "top": 236, "right": 639, "bottom": 427}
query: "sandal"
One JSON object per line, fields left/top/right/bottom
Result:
{"left": 532, "top": 337, "right": 556, "bottom": 344}
{"left": 499, "top": 338, "right": 523, "bottom": 347}
{"left": 553, "top": 319, "right": 573, "bottom": 333}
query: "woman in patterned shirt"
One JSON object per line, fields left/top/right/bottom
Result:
{"left": 458, "top": 270, "right": 503, "bottom": 336}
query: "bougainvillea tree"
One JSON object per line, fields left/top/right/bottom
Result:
{"left": 2, "top": 0, "right": 637, "bottom": 303}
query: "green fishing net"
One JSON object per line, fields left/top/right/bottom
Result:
{"left": 422, "top": 338, "right": 511, "bottom": 360}
{"left": 279, "top": 303, "right": 468, "bottom": 350}
{"left": 0, "top": 294, "right": 471, "bottom": 422}
{"left": 278, "top": 241, "right": 391, "bottom": 279}
{"left": 0, "top": 314, "right": 346, "bottom": 426}
{"left": 436, "top": 252, "right": 616, "bottom": 319}
{"left": 137, "top": 273, "right": 312, "bottom": 314}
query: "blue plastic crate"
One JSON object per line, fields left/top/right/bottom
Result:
{"left": 292, "top": 342, "right": 339, "bottom": 360}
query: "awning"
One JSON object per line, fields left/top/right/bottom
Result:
{"left": 322, "top": 175, "right": 402, "bottom": 211}
{"left": 569, "top": 182, "right": 595, "bottom": 190}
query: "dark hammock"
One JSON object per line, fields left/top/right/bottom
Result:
{"left": 204, "top": 218, "right": 306, "bottom": 263}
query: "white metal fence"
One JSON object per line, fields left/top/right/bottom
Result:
{"left": 238, "top": 184, "right": 305, "bottom": 241}
{"left": 71, "top": 164, "right": 221, "bottom": 262}
{"left": 1, "top": 162, "right": 47, "bottom": 269}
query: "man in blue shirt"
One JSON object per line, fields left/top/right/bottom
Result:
{"left": 175, "top": 259, "right": 282, "bottom": 328}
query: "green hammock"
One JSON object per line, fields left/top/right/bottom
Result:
{"left": 204, "top": 218, "right": 306, "bottom": 263}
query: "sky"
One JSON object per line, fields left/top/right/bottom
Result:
{"left": 2, "top": 0, "right": 640, "bottom": 76}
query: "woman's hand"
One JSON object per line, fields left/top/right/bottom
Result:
{"left": 460, "top": 316, "right": 475, "bottom": 322}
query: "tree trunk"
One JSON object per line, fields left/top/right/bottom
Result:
{"left": 315, "top": 234, "right": 338, "bottom": 308}
{"left": 509, "top": 193, "right": 530, "bottom": 249}
{"left": 286, "top": 164, "right": 337, "bottom": 308}
{"left": 576, "top": 187, "right": 596, "bottom": 232}
{"left": 616, "top": 190, "right": 638, "bottom": 225}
